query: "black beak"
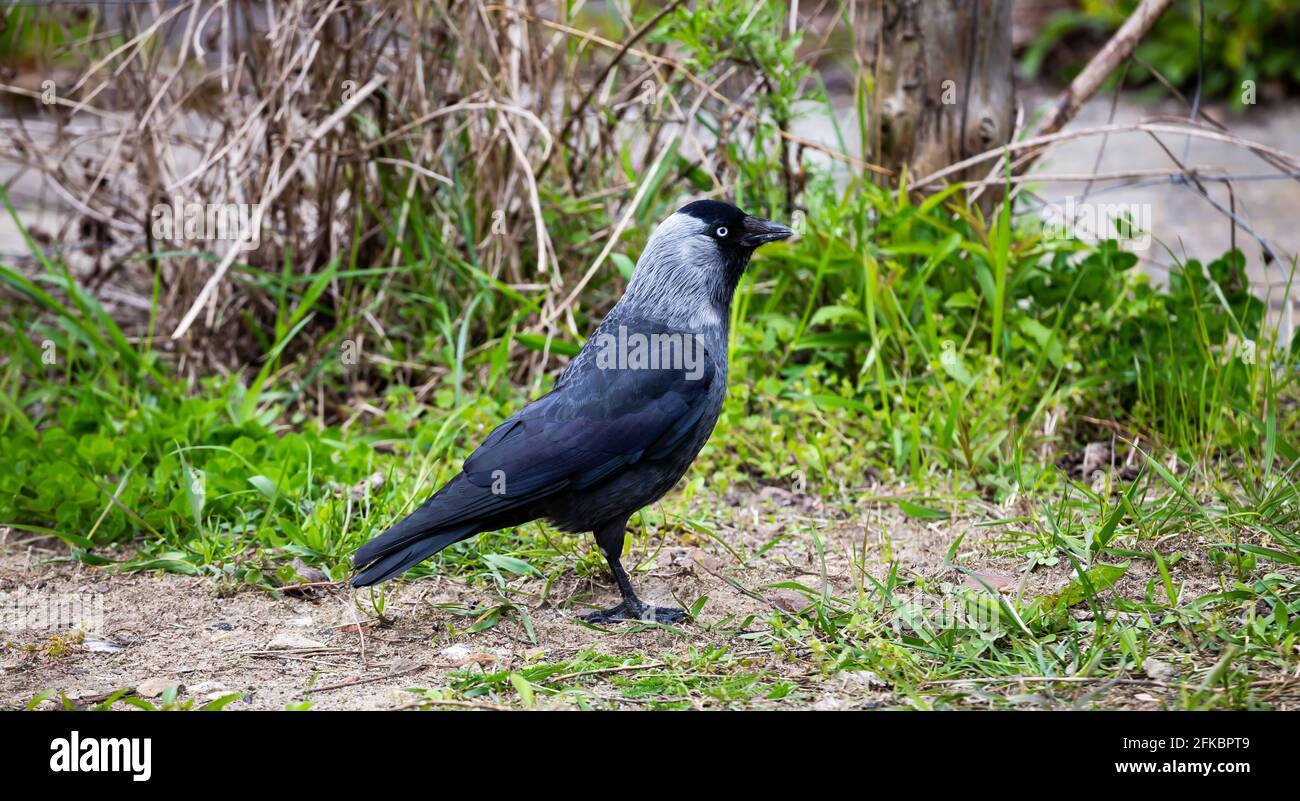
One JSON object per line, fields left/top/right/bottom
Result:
{"left": 741, "top": 216, "right": 795, "bottom": 247}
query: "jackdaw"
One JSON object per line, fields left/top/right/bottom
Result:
{"left": 352, "top": 200, "right": 794, "bottom": 623}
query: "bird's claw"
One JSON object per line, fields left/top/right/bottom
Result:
{"left": 583, "top": 601, "right": 685, "bottom": 625}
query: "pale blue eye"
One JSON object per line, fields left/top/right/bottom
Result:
{"left": 715, "top": 226, "right": 728, "bottom": 238}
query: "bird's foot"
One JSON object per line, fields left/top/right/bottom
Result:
{"left": 583, "top": 599, "right": 685, "bottom": 625}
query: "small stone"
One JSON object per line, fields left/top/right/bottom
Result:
{"left": 266, "top": 633, "right": 326, "bottom": 650}
{"left": 689, "top": 549, "right": 720, "bottom": 573}
{"left": 350, "top": 472, "right": 386, "bottom": 501}
{"left": 136, "top": 678, "right": 182, "bottom": 698}
{"left": 841, "top": 670, "right": 889, "bottom": 690}
{"left": 289, "top": 559, "right": 328, "bottom": 585}
{"left": 440, "top": 644, "right": 472, "bottom": 662}
{"left": 1143, "top": 658, "right": 1178, "bottom": 682}
{"left": 770, "top": 589, "right": 814, "bottom": 613}
{"left": 961, "top": 571, "right": 1014, "bottom": 591}
{"left": 795, "top": 574, "right": 831, "bottom": 593}
{"left": 190, "top": 680, "right": 226, "bottom": 694}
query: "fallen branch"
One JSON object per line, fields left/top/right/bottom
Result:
{"left": 392, "top": 696, "right": 511, "bottom": 711}
{"left": 307, "top": 663, "right": 430, "bottom": 695}
{"left": 912, "top": 122, "right": 1300, "bottom": 192}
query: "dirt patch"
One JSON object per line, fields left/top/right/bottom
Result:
{"left": 0, "top": 490, "right": 1286, "bottom": 710}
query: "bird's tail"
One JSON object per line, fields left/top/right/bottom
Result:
{"left": 351, "top": 520, "right": 477, "bottom": 587}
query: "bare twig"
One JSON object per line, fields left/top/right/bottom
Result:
{"left": 913, "top": 123, "right": 1300, "bottom": 192}
{"left": 1019, "top": 0, "right": 1177, "bottom": 174}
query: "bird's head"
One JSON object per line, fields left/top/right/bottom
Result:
{"left": 672, "top": 199, "right": 797, "bottom": 252}
{"left": 624, "top": 200, "right": 795, "bottom": 326}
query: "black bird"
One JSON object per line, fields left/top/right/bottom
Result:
{"left": 352, "top": 200, "right": 794, "bottom": 623}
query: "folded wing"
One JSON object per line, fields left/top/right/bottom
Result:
{"left": 352, "top": 346, "right": 716, "bottom": 584}
{"left": 463, "top": 350, "right": 716, "bottom": 500}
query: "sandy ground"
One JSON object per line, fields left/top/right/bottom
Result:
{"left": 1, "top": 491, "right": 870, "bottom": 710}
{"left": 4, "top": 487, "right": 1286, "bottom": 711}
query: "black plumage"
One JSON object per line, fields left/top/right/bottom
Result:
{"left": 352, "top": 200, "right": 793, "bottom": 622}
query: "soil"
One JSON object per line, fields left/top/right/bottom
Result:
{"left": 3, "top": 487, "right": 1286, "bottom": 711}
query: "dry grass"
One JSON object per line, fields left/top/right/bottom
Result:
{"left": 1, "top": 1, "right": 862, "bottom": 381}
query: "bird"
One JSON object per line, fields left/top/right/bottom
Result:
{"left": 351, "top": 200, "right": 794, "bottom": 623}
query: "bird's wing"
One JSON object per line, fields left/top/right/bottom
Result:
{"left": 461, "top": 346, "right": 717, "bottom": 502}
{"left": 353, "top": 340, "right": 717, "bottom": 584}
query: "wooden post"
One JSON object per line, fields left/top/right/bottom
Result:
{"left": 860, "top": 0, "right": 1015, "bottom": 189}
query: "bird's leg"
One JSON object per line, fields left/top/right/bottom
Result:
{"left": 584, "top": 519, "right": 685, "bottom": 625}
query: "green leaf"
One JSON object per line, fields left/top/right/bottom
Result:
{"left": 1209, "top": 543, "right": 1299, "bottom": 565}
{"left": 3, "top": 522, "right": 92, "bottom": 550}
{"left": 514, "top": 333, "right": 581, "bottom": 357}
{"left": 509, "top": 673, "right": 536, "bottom": 709}
{"left": 1092, "top": 503, "right": 1125, "bottom": 553}
{"left": 799, "top": 392, "right": 873, "bottom": 414}
{"left": 199, "top": 693, "right": 244, "bottom": 711}
{"left": 481, "top": 554, "right": 537, "bottom": 576}
{"left": 121, "top": 552, "right": 200, "bottom": 575}
{"left": 808, "top": 304, "right": 867, "bottom": 327}
{"left": 899, "top": 501, "right": 949, "bottom": 520}
{"left": 24, "top": 689, "right": 56, "bottom": 711}
{"left": 794, "top": 330, "right": 874, "bottom": 350}
{"left": 183, "top": 468, "right": 205, "bottom": 527}
{"left": 1015, "top": 317, "right": 1064, "bottom": 368}
{"left": 1025, "top": 562, "right": 1129, "bottom": 632}
{"left": 248, "top": 475, "right": 278, "bottom": 499}
{"left": 938, "top": 345, "right": 974, "bottom": 387}
{"left": 611, "top": 252, "right": 636, "bottom": 280}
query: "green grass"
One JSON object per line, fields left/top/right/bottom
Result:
{"left": 384, "top": 462, "right": 1299, "bottom": 711}
{"left": 5, "top": 165, "right": 1300, "bottom": 709}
